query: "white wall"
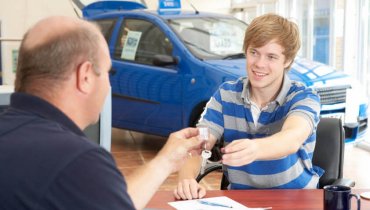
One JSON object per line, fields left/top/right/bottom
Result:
{"left": 0, "top": 0, "right": 77, "bottom": 85}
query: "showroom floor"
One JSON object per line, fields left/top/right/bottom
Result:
{"left": 111, "top": 128, "right": 370, "bottom": 190}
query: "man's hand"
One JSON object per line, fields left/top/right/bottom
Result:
{"left": 157, "top": 127, "right": 204, "bottom": 173}
{"left": 174, "top": 178, "right": 206, "bottom": 200}
{"left": 171, "top": 129, "right": 218, "bottom": 200}
{"left": 221, "top": 139, "right": 259, "bottom": 167}
{"left": 126, "top": 127, "right": 204, "bottom": 209}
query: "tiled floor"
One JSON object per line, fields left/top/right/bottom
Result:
{"left": 111, "top": 128, "right": 370, "bottom": 190}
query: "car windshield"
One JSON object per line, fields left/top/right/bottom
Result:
{"left": 168, "top": 17, "right": 247, "bottom": 60}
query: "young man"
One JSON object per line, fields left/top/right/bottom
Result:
{"left": 174, "top": 13, "right": 323, "bottom": 200}
{"left": 0, "top": 16, "right": 205, "bottom": 210}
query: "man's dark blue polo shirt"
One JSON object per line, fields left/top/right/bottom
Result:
{"left": 0, "top": 93, "right": 135, "bottom": 210}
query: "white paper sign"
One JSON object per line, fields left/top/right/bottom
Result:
{"left": 210, "top": 23, "right": 243, "bottom": 54}
{"left": 121, "top": 31, "right": 142, "bottom": 60}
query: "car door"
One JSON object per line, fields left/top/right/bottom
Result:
{"left": 110, "top": 17, "right": 183, "bottom": 135}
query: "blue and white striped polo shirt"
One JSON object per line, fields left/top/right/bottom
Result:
{"left": 198, "top": 74, "right": 323, "bottom": 189}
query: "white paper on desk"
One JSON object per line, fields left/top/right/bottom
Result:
{"left": 168, "top": 196, "right": 250, "bottom": 210}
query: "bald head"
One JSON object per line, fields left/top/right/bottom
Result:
{"left": 24, "top": 16, "right": 91, "bottom": 50}
{"left": 15, "top": 16, "right": 107, "bottom": 96}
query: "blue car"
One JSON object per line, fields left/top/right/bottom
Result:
{"left": 83, "top": 1, "right": 368, "bottom": 142}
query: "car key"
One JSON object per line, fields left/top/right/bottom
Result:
{"left": 200, "top": 149, "right": 212, "bottom": 175}
{"left": 198, "top": 127, "right": 209, "bottom": 150}
{"left": 198, "top": 127, "right": 211, "bottom": 175}
{"left": 199, "top": 127, "right": 209, "bottom": 142}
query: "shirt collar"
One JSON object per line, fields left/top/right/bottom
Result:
{"left": 275, "top": 74, "right": 291, "bottom": 105}
{"left": 241, "top": 77, "right": 251, "bottom": 104}
{"left": 10, "top": 92, "right": 85, "bottom": 136}
{"left": 241, "top": 74, "right": 292, "bottom": 106}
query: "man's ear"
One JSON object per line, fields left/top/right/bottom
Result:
{"left": 284, "top": 59, "right": 292, "bottom": 69}
{"left": 76, "top": 61, "right": 94, "bottom": 94}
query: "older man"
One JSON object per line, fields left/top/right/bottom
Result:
{"left": 0, "top": 16, "right": 203, "bottom": 210}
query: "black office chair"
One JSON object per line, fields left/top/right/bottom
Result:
{"left": 196, "top": 117, "right": 355, "bottom": 189}
{"left": 313, "top": 117, "right": 354, "bottom": 188}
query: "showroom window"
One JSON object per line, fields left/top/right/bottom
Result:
{"left": 312, "top": 1, "right": 331, "bottom": 64}
{"left": 289, "top": 0, "right": 313, "bottom": 60}
{"left": 359, "top": 0, "right": 370, "bottom": 96}
{"left": 341, "top": 0, "right": 370, "bottom": 98}
{"left": 231, "top": 0, "right": 346, "bottom": 71}
{"left": 230, "top": 0, "right": 278, "bottom": 23}
{"left": 367, "top": 0, "right": 370, "bottom": 96}
{"left": 292, "top": 0, "right": 345, "bottom": 70}
{"left": 114, "top": 18, "right": 173, "bottom": 66}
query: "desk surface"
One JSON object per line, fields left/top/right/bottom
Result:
{"left": 146, "top": 189, "right": 370, "bottom": 209}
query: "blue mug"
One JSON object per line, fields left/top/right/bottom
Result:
{"left": 324, "top": 185, "right": 361, "bottom": 210}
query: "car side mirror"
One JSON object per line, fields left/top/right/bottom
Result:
{"left": 152, "top": 54, "right": 178, "bottom": 66}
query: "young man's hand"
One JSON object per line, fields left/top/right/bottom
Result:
{"left": 173, "top": 178, "right": 206, "bottom": 200}
{"left": 221, "top": 139, "right": 259, "bottom": 166}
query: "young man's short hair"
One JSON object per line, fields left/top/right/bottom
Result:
{"left": 243, "top": 13, "right": 301, "bottom": 70}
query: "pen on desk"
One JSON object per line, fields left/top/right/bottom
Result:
{"left": 198, "top": 200, "right": 233, "bottom": 208}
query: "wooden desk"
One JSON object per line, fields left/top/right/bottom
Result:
{"left": 146, "top": 189, "right": 370, "bottom": 209}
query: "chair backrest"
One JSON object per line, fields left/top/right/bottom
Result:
{"left": 312, "top": 117, "right": 344, "bottom": 188}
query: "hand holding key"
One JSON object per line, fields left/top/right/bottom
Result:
{"left": 173, "top": 127, "right": 210, "bottom": 200}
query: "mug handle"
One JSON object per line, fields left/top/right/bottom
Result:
{"left": 350, "top": 193, "right": 361, "bottom": 210}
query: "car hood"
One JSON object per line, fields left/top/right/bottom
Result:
{"left": 204, "top": 57, "right": 351, "bottom": 88}
{"left": 203, "top": 59, "right": 246, "bottom": 78}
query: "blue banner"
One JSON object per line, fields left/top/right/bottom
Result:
{"left": 158, "top": 0, "right": 181, "bottom": 12}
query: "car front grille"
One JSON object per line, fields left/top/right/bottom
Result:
{"left": 315, "top": 85, "right": 350, "bottom": 105}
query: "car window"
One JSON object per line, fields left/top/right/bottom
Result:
{"left": 114, "top": 18, "right": 173, "bottom": 66}
{"left": 168, "top": 17, "right": 247, "bottom": 60}
{"left": 94, "top": 18, "right": 116, "bottom": 43}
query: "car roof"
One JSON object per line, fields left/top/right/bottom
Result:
{"left": 83, "top": 1, "right": 235, "bottom": 20}
{"left": 88, "top": 9, "right": 235, "bottom": 20}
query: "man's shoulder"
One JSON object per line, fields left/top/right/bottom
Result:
{"left": 2, "top": 107, "right": 85, "bottom": 140}
{"left": 289, "top": 80, "right": 318, "bottom": 95}
{"left": 290, "top": 80, "right": 306, "bottom": 88}
{"left": 0, "top": 108, "right": 117, "bottom": 209}
{"left": 220, "top": 77, "right": 245, "bottom": 91}
{"left": 0, "top": 107, "right": 101, "bottom": 163}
